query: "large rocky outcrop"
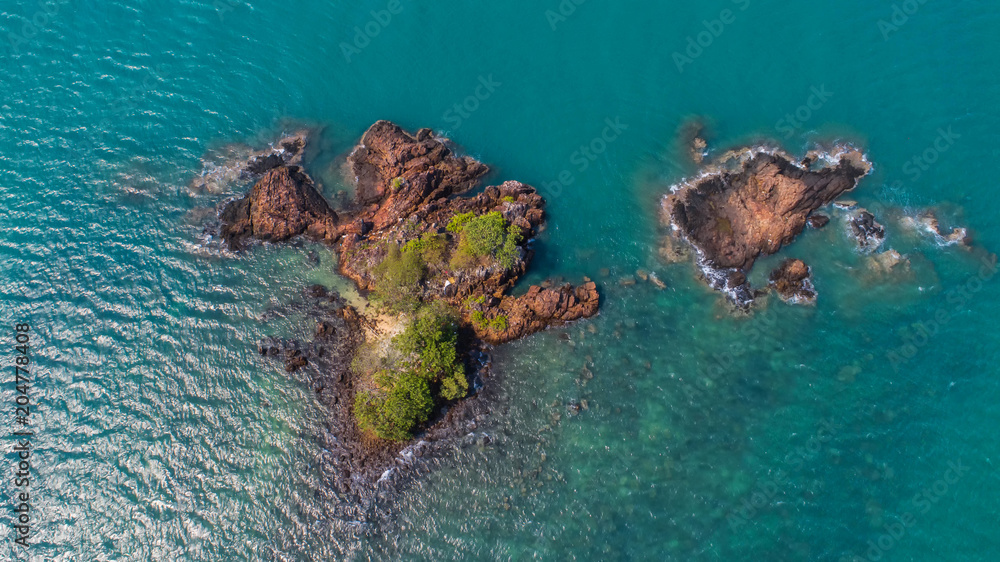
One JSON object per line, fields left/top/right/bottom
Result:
{"left": 219, "top": 166, "right": 338, "bottom": 250}
{"left": 218, "top": 122, "right": 601, "bottom": 508}
{"left": 661, "top": 146, "right": 871, "bottom": 305}
{"left": 484, "top": 283, "right": 601, "bottom": 344}
{"left": 348, "top": 120, "right": 488, "bottom": 213}
{"left": 334, "top": 122, "right": 599, "bottom": 344}
{"left": 219, "top": 121, "right": 599, "bottom": 339}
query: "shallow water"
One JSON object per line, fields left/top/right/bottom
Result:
{"left": 1, "top": 0, "right": 998, "bottom": 560}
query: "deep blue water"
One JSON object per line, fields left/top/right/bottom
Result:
{"left": 1, "top": 1, "right": 998, "bottom": 560}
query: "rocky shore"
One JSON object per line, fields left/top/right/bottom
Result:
{"left": 660, "top": 146, "right": 873, "bottom": 306}
{"left": 211, "top": 121, "right": 600, "bottom": 507}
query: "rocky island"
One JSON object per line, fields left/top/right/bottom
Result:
{"left": 660, "top": 145, "right": 873, "bottom": 306}
{"left": 213, "top": 121, "right": 599, "bottom": 502}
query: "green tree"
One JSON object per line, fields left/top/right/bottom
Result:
{"left": 371, "top": 244, "right": 426, "bottom": 312}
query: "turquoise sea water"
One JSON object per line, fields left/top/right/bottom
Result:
{"left": 1, "top": 0, "right": 998, "bottom": 560}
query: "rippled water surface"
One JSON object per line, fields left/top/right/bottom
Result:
{"left": 1, "top": 1, "right": 998, "bottom": 560}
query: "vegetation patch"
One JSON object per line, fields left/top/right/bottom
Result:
{"left": 448, "top": 211, "right": 523, "bottom": 271}
{"left": 470, "top": 311, "right": 508, "bottom": 333}
{"left": 402, "top": 232, "right": 448, "bottom": 266}
{"left": 353, "top": 303, "right": 469, "bottom": 441}
{"left": 447, "top": 212, "right": 475, "bottom": 233}
{"left": 371, "top": 243, "right": 426, "bottom": 312}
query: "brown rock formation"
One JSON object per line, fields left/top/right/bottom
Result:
{"left": 768, "top": 259, "right": 817, "bottom": 304}
{"left": 331, "top": 122, "right": 599, "bottom": 344}
{"left": 347, "top": 120, "right": 488, "bottom": 210}
{"left": 220, "top": 120, "right": 599, "bottom": 342}
{"left": 807, "top": 214, "right": 830, "bottom": 229}
{"left": 223, "top": 122, "right": 601, "bottom": 503}
{"left": 219, "top": 166, "right": 338, "bottom": 250}
{"left": 480, "top": 282, "right": 601, "bottom": 344}
{"left": 661, "top": 146, "right": 871, "bottom": 305}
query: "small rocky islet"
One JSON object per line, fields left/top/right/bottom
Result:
{"left": 207, "top": 121, "right": 600, "bottom": 502}
{"left": 658, "top": 137, "right": 974, "bottom": 307}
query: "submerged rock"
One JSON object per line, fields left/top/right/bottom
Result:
{"left": 768, "top": 259, "right": 817, "bottom": 304}
{"left": 678, "top": 118, "right": 710, "bottom": 164}
{"left": 190, "top": 130, "right": 310, "bottom": 194}
{"left": 807, "top": 213, "right": 830, "bottom": 229}
{"left": 867, "top": 249, "right": 910, "bottom": 276}
{"left": 902, "top": 210, "right": 972, "bottom": 247}
{"left": 660, "top": 145, "right": 871, "bottom": 306}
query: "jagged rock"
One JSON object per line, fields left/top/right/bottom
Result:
{"left": 347, "top": 120, "right": 488, "bottom": 210}
{"left": 219, "top": 166, "right": 338, "bottom": 250}
{"left": 476, "top": 282, "right": 600, "bottom": 344}
{"left": 849, "top": 209, "right": 886, "bottom": 252}
{"left": 247, "top": 152, "right": 284, "bottom": 175}
{"left": 285, "top": 350, "right": 308, "bottom": 373}
{"left": 661, "top": 146, "right": 871, "bottom": 305}
{"left": 768, "top": 259, "right": 817, "bottom": 304}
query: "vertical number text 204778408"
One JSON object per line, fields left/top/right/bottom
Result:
{"left": 12, "top": 323, "right": 33, "bottom": 549}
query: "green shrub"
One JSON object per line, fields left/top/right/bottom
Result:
{"left": 402, "top": 233, "right": 448, "bottom": 266}
{"left": 352, "top": 302, "right": 471, "bottom": 439}
{"left": 439, "top": 365, "right": 469, "bottom": 401}
{"left": 395, "top": 303, "right": 459, "bottom": 378}
{"left": 464, "top": 295, "right": 486, "bottom": 309}
{"left": 391, "top": 177, "right": 405, "bottom": 191}
{"left": 449, "top": 211, "right": 523, "bottom": 271}
{"left": 489, "top": 315, "right": 509, "bottom": 332}
{"left": 502, "top": 196, "right": 515, "bottom": 203}
{"left": 462, "top": 211, "right": 506, "bottom": 257}
{"left": 496, "top": 224, "right": 523, "bottom": 270}
{"left": 354, "top": 371, "right": 434, "bottom": 441}
{"left": 371, "top": 244, "right": 426, "bottom": 312}
{"left": 470, "top": 310, "right": 487, "bottom": 330}
{"left": 447, "top": 212, "right": 475, "bottom": 233}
